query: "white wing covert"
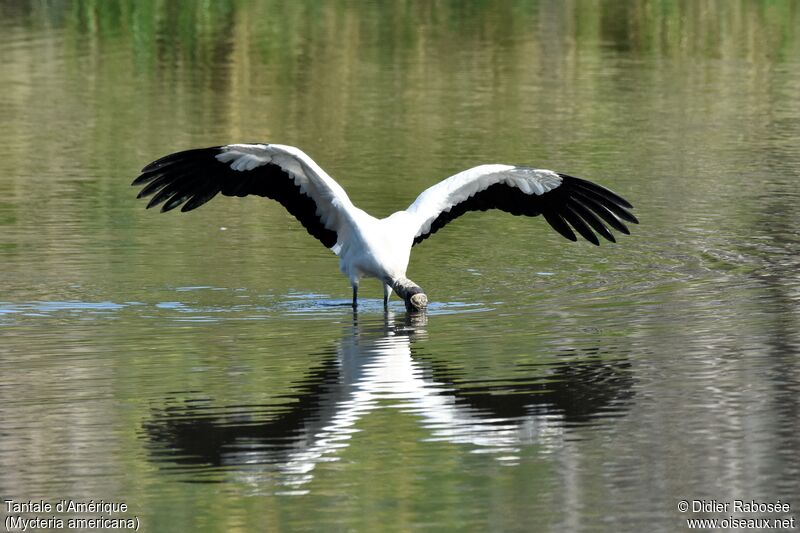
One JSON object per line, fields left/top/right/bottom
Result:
{"left": 405, "top": 165, "right": 637, "bottom": 246}
{"left": 132, "top": 143, "right": 354, "bottom": 249}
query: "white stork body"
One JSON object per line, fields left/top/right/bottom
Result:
{"left": 133, "top": 143, "right": 637, "bottom": 310}
{"left": 337, "top": 210, "right": 415, "bottom": 287}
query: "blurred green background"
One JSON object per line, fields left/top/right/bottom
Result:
{"left": 1, "top": 1, "right": 799, "bottom": 531}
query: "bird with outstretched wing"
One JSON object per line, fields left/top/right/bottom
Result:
{"left": 132, "top": 143, "right": 637, "bottom": 310}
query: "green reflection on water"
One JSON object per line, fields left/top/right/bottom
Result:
{"left": 2, "top": 1, "right": 800, "bottom": 531}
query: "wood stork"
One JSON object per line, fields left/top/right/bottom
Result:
{"left": 132, "top": 143, "right": 637, "bottom": 311}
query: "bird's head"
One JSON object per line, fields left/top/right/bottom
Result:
{"left": 410, "top": 293, "right": 428, "bottom": 310}
{"left": 405, "top": 286, "right": 428, "bottom": 312}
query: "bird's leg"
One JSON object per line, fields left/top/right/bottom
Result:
{"left": 390, "top": 277, "right": 428, "bottom": 312}
{"left": 352, "top": 284, "right": 358, "bottom": 309}
{"left": 383, "top": 283, "right": 391, "bottom": 310}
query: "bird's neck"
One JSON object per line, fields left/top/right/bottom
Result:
{"left": 390, "top": 277, "right": 428, "bottom": 312}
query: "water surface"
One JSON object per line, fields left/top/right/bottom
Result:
{"left": 1, "top": 2, "right": 799, "bottom": 531}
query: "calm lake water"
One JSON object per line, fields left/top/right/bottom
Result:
{"left": 2, "top": 1, "right": 799, "bottom": 531}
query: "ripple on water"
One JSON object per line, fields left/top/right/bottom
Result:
{"left": 0, "top": 287, "right": 501, "bottom": 329}
{"left": 133, "top": 308, "right": 639, "bottom": 491}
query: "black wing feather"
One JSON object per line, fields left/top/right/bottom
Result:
{"left": 132, "top": 147, "right": 338, "bottom": 248}
{"left": 413, "top": 171, "right": 636, "bottom": 246}
{"left": 543, "top": 211, "right": 577, "bottom": 242}
{"left": 567, "top": 198, "right": 616, "bottom": 243}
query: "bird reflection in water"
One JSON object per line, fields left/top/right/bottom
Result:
{"left": 143, "top": 312, "right": 634, "bottom": 489}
